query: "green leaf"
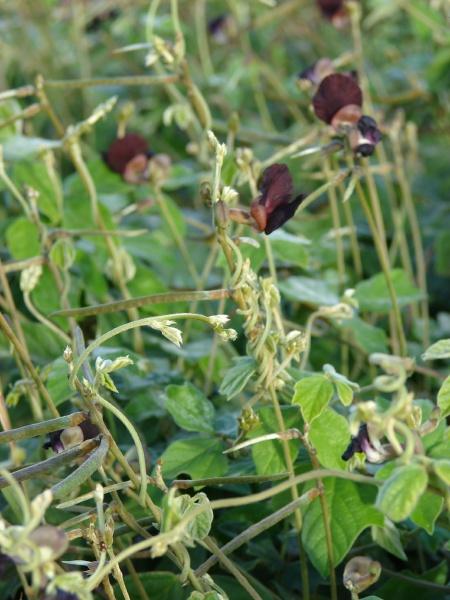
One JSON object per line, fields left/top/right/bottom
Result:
{"left": 354, "top": 269, "right": 423, "bottom": 313}
{"left": 335, "top": 381, "right": 354, "bottom": 406}
{"left": 13, "top": 159, "right": 60, "bottom": 223}
{"left": 437, "top": 375, "right": 450, "bottom": 418}
{"left": 0, "top": 100, "right": 21, "bottom": 141}
{"left": 5, "top": 218, "right": 40, "bottom": 259}
{"left": 270, "top": 230, "right": 310, "bottom": 268}
{"left": 376, "top": 560, "right": 448, "bottom": 600}
{"left": 410, "top": 491, "right": 443, "bottom": 534}
{"left": 422, "top": 338, "right": 450, "bottom": 361}
{"left": 292, "top": 375, "right": 334, "bottom": 424}
{"left": 433, "top": 459, "right": 450, "bottom": 485}
{"left": 341, "top": 317, "right": 389, "bottom": 355}
{"left": 279, "top": 276, "right": 339, "bottom": 306}
{"left": 117, "top": 572, "right": 183, "bottom": 600}
{"left": 44, "top": 358, "right": 72, "bottom": 407}
{"left": 1, "top": 136, "right": 61, "bottom": 160}
{"left": 435, "top": 229, "right": 450, "bottom": 276}
{"left": 250, "top": 406, "right": 301, "bottom": 475}
{"left": 160, "top": 437, "right": 228, "bottom": 480}
{"left": 219, "top": 357, "right": 257, "bottom": 400}
{"left": 371, "top": 519, "right": 407, "bottom": 561}
{"left": 165, "top": 383, "right": 215, "bottom": 433}
{"left": 376, "top": 464, "right": 428, "bottom": 522}
{"left": 308, "top": 408, "right": 350, "bottom": 470}
{"left": 302, "top": 479, "right": 383, "bottom": 576}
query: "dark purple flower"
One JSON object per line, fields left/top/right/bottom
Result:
{"left": 350, "top": 115, "right": 382, "bottom": 156}
{"left": 316, "top": 0, "right": 350, "bottom": 25}
{"left": 250, "top": 164, "right": 305, "bottom": 235}
{"left": 298, "top": 58, "right": 334, "bottom": 87}
{"left": 313, "top": 73, "right": 363, "bottom": 125}
{"left": 342, "top": 424, "right": 386, "bottom": 463}
{"left": 44, "top": 591, "right": 79, "bottom": 600}
{"left": 105, "top": 133, "right": 152, "bottom": 183}
{"left": 44, "top": 419, "right": 99, "bottom": 454}
{"left": 208, "top": 14, "right": 234, "bottom": 44}
{"left": 0, "top": 552, "right": 14, "bottom": 578}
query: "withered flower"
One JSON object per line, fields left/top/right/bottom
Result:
{"left": 208, "top": 14, "right": 235, "bottom": 44}
{"left": 343, "top": 556, "right": 381, "bottom": 594}
{"left": 44, "top": 591, "right": 79, "bottom": 600}
{"left": 313, "top": 74, "right": 382, "bottom": 156}
{"left": 44, "top": 418, "right": 99, "bottom": 454}
{"left": 250, "top": 164, "right": 305, "bottom": 235}
{"left": 298, "top": 60, "right": 357, "bottom": 88}
{"left": 105, "top": 133, "right": 153, "bottom": 184}
{"left": 341, "top": 423, "right": 386, "bottom": 463}
{"left": 298, "top": 58, "right": 334, "bottom": 88}
{"left": 316, "top": 0, "right": 350, "bottom": 27}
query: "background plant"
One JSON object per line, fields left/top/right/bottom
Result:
{"left": 0, "top": 1, "right": 449, "bottom": 599}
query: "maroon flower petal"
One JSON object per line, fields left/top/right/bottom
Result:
{"left": 259, "top": 163, "right": 293, "bottom": 213}
{"left": 317, "top": 0, "right": 344, "bottom": 19}
{"left": 250, "top": 200, "right": 267, "bottom": 232}
{"left": 265, "top": 193, "right": 305, "bottom": 234}
{"left": 313, "top": 73, "right": 363, "bottom": 124}
{"left": 106, "top": 133, "right": 150, "bottom": 175}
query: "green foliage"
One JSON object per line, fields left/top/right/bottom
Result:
{"left": 354, "top": 269, "right": 424, "bottom": 313}
{"left": 165, "top": 383, "right": 215, "bottom": 433}
{"left": 292, "top": 374, "right": 334, "bottom": 424}
{"left": 376, "top": 464, "right": 428, "bottom": 522}
{"left": 302, "top": 479, "right": 383, "bottom": 576}
{"left": 159, "top": 437, "right": 228, "bottom": 480}
{"left": 0, "top": 1, "right": 448, "bottom": 598}
{"left": 219, "top": 357, "right": 257, "bottom": 400}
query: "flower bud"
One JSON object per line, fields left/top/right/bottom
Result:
{"left": 343, "top": 555, "right": 381, "bottom": 593}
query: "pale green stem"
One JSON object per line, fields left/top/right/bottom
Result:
{"left": 69, "top": 312, "right": 216, "bottom": 386}
{"left": 43, "top": 75, "right": 178, "bottom": 89}
{"left": 93, "top": 393, "right": 147, "bottom": 506}
{"left": 51, "top": 288, "right": 231, "bottom": 318}
{"left": 195, "top": 0, "right": 214, "bottom": 77}
{"left": 154, "top": 187, "right": 201, "bottom": 286}
{"left": 87, "top": 470, "right": 379, "bottom": 587}
{"left": 23, "top": 291, "right": 71, "bottom": 344}
{"left": 202, "top": 538, "right": 263, "bottom": 600}
{"left": 196, "top": 488, "right": 320, "bottom": 576}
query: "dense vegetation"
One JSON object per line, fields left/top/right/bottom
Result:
{"left": 0, "top": 1, "right": 449, "bottom": 599}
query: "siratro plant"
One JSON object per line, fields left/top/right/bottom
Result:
{"left": 0, "top": 1, "right": 449, "bottom": 599}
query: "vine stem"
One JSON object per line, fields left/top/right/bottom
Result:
{"left": 69, "top": 312, "right": 218, "bottom": 387}
{"left": 0, "top": 313, "right": 59, "bottom": 418}
{"left": 353, "top": 176, "right": 407, "bottom": 356}
{"left": 93, "top": 394, "right": 147, "bottom": 506}
{"left": 51, "top": 288, "right": 232, "bottom": 319}
{"left": 391, "top": 135, "right": 430, "bottom": 348}
{"left": 43, "top": 74, "right": 178, "bottom": 89}
{"left": 87, "top": 470, "right": 379, "bottom": 587}
{"left": 66, "top": 139, "right": 144, "bottom": 353}
{"left": 195, "top": 0, "right": 213, "bottom": 77}
{"left": 202, "top": 538, "right": 263, "bottom": 600}
{"left": 0, "top": 260, "right": 43, "bottom": 420}
{"left": 154, "top": 187, "right": 201, "bottom": 286}
{"left": 196, "top": 488, "right": 320, "bottom": 576}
